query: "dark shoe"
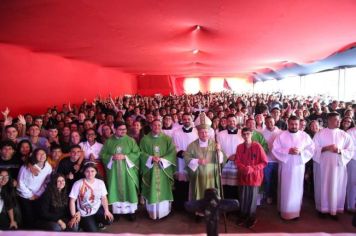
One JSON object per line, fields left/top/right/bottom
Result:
{"left": 236, "top": 217, "right": 246, "bottom": 226}
{"left": 127, "top": 213, "right": 136, "bottom": 221}
{"left": 330, "top": 214, "right": 339, "bottom": 221}
{"left": 318, "top": 212, "right": 328, "bottom": 219}
{"left": 114, "top": 214, "right": 120, "bottom": 222}
{"left": 245, "top": 218, "right": 257, "bottom": 228}
{"left": 98, "top": 223, "right": 107, "bottom": 230}
{"left": 195, "top": 215, "right": 204, "bottom": 223}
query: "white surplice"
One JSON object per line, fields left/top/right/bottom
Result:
{"left": 313, "top": 128, "right": 354, "bottom": 215}
{"left": 216, "top": 129, "right": 244, "bottom": 185}
{"left": 272, "top": 130, "right": 315, "bottom": 219}
{"left": 262, "top": 127, "right": 282, "bottom": 163}
{"left": 172, "top": 127, "right": 198, "bottom": 181}
{"left": 162, "top": 128, "right": 175, "bottom": 138}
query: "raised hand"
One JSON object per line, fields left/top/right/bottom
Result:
{"left": 17, "top": 115, "right": 26, "bottom": 125}
{"left": 1, "top": 107, "right": 10, "bottom": 118}
{"left": 4, "top": 116, "right": 13, "bottom": 126}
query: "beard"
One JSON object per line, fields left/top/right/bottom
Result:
{"left": 183, "top": 123, "right": 191, "bottom": 128}
{"left": 288, "top": 128, "right": 298, "bottom": 133}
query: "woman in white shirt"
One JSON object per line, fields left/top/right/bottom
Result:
{"left": 68, "top": 162, "right": 113, "bottom": 232}
{"left": 79, "top": 129, "right": 105, "bottom": 179}
{"left": 17, "top": 148, "right": 52, "bottom": 229}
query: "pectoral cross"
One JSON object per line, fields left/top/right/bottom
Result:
{"left": 194, "top": 103, "right": 206, "bottom": 114}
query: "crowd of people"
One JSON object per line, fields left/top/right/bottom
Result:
{"left": 0, "top": 91, "right": 355, "bottom": 231}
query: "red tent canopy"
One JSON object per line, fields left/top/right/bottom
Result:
{"left": 1, "top": 0, "right": 356, "bottom": 78}
{"left": 1, "top": 0, "right": 356, "bottom": 114}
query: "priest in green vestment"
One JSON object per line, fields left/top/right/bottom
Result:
{"left": 139, "top": 119, "right": 176, "bottom": 220}
{"left": 101, "top": 121, "right": 140, "bottom": 219}
{"left": 184, "top": 113, "right": 227, "bottom": 201}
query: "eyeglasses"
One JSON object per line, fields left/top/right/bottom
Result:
{"left": 86, "top": 133, "right": 96, "bottom": 136}
{"left": 0, "top": 175, "right": 10, "bottom": 181}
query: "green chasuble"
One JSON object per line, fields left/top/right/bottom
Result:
{"left": 184, "top": 139, "right": 227, "bottom": 201}
{"left": 252, "top": 131, "right": 269, "bottom": 153}
{"left": 101, "top": 135, "right": 140, "bottom": 204}
{"left": 139, "top": 133, "right": 176, "bottom": 204}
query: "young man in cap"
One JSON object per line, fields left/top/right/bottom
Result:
{"left": 235, "top": 127, "right": 267, "bottom": 228}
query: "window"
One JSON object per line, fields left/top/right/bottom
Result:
{"left": 263, "top": 79, "right": 278, "bottom": 93}
{"left": 252, "top": 68, "right": 354, "bottom": 102}
{"left": 253, "top": 81, "right": 264, "bottom": 93}
{"left": 302, "top": 70, "right": 339, "bottom": 98}
{"left": 345, "top": 67, "right": 356, "bottom": 101}
{"left": 209, "top": 78, "right": 224, "bottom": 92}
{"left": 226, "top": 78, "right": 253, "bottom": 93}
{"left": 184, "top": 78, "right": 200, "bottom": 94}
{"left": 279, "top": 76, "right": 300, "bottom": 95}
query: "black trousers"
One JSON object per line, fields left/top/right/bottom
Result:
{"left": 0, "top": 211, "right": 10, "bottom": 230}
{"left": 223, "top": 185, "right": 239, "bottom": 200}
{"left": 18, "top": 197, "right": 37, "bottom": 229}
{"left": 173, "top": 180, "right": 189, "bottom": 211}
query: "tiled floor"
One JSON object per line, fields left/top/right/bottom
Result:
{"left": 105, "top": 197, "right": 355, "bottom": 234}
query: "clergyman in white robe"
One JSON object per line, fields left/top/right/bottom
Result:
{"left": 216, "top": 127, "right": 243, "bottom": 185}
{"left": 216, "top": 125, "right": 244, "bottom": 199}
{"left": 313, "top": 124, "right": 353, "bottom": 216}
{"left": 272, "top": 128, "right": 315, "bottom": 220}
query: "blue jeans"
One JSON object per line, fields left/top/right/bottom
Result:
{"left": 80, "top": 206, "right": 112, "bottom": 232}
{"left": 263, "top": 162, "right": 278, "bottom": 200}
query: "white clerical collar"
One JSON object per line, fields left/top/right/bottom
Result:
{"left": 199, "top": 139, "right": 209, "bottom": 147}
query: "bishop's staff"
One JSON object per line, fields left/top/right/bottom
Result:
{"left": 214, "top": 141, "right": 228, "bottom": 233}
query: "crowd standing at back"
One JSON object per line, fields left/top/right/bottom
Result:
{"left": 0, "top": 91, "right": 355, "bottom": 231}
